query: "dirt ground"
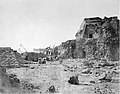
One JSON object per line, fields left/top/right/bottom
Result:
{"left": 6, "top": 59, "right": 120, "bottom": 94}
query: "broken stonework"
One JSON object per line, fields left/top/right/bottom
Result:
{"left": 0, "top": 47, "right": 28, "bottom": 67}
{"left": 32, "top": 17, "right": 119, "bottom": 61}
{"left": 57, "top": 40, "right": 76, "bottom": 59}
{"left": 75, "top": 16, "right": 119, "bottom": 61}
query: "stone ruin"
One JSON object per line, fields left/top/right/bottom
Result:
{"left": 22, "top": 16, "right": 119, "bottom": 62}
{"left": 0, "top": 47, "right": 28, "bottom": 67}
{"left": 45, "top": 16, "right": 119, "bottom": 61}
{"left": 75, "top": 16, "right": 119, "bottom": 61}
{"left": 57, "top": 40, "right": 76, "bottom": 59}
{"left": 49, "top": 17, "right": 120, "bottom": 61}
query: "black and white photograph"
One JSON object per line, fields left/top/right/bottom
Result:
{"left": 0, "top": 0, "right": 119, "bottom": 94}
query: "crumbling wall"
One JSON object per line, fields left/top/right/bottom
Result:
{"left": 32, "top": 16, "right": 119, "bottom": 61}
{"left": 0, "top": 47, "right": 28, "bottom": 67}
{"left": 0, "top": 47, "right": 19, "bottom": 67}
{"left": 57, "top": 40, "right": 76, "bottom": 59}
{"left": 101, "top": 17, "right": 119, "bottom": 61}
{"left": 75, "top": 38, "right": 86, "bottom": 58}
{"left": 75, "top": 16, "right": 119, "bottom": 61}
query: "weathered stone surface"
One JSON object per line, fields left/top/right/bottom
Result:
{"left": 0, "top": 47, "right": 20, "bottom": 67}
{"left": 0, "top": 47, "right": 29, "bottom": 67}
{"left": 58, "top": 40, "right": 76, "bottom": 59}
{"left": 31, "top": 16, "right": 119, "bottom": 61}
{"left": 75, "top": 16, "right": 119, "bottom": 61}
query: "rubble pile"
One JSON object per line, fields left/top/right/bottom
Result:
{"left": 5, "top": 57, "right": 119, "bottom": 94}
{"left": 65, "top": 59, "right": 120, "bottom": 93}
{"left": 21, "top": 81, "right": 34, "bottom": 91}
{"left": 0, "top": 47, "right": 29, "bottom": 67}
{"left": 8, "top": 74, "right": 20, "bottom": 87}
{"left": 66, "top": 59, "right": 119, "bottom": 81}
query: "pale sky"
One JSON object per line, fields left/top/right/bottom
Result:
{"left": 0, "top": 0, "right": 119, "bottom": 52}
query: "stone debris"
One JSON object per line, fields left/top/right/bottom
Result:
{"left": 8, "top": 74, "right": 20, "bottom": 87}
{"left": 0, "top": 16, "right": 119, "bottom": 94}
{"left": 0, "top": 47, "right": 29, "bottom": 68}
{"left": 68, "top": 75, "right": 79, "bottom": 85}
{"left": 4, "top": 58, "right": 119, "bottom": 94}
{"left": 48, "top": 85, "right": 56, "bottom": 93}
{"left": 20, "top": 80, "right": 35, "bottom": 92}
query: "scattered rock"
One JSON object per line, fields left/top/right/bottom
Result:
{"left": 21, "top": 81, "right": 34, "bottom": 91}
{"left": 0, "top": 47, "right": 29, "bottom": 68}
{"left": 68, "top": 76, "right": 79, "bottom": 85}
{"left": 48, "top": 85, "right": 55, "bottom": 93}
{"left": 9, "top": 74, "right": 20, "bottom": 87}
